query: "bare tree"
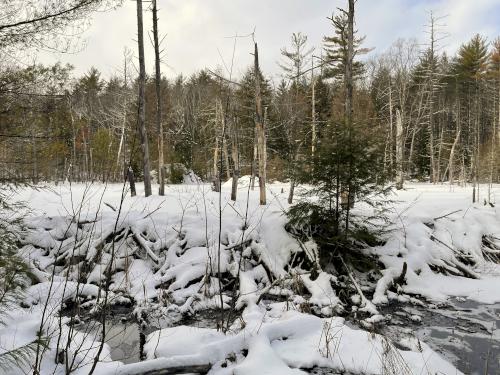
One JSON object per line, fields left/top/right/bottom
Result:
{"left": 395, "top": 105, "right": 404, "bottom": 189}
{"left": 254, "top": 42, "right": 267, "bottom": 205}
{"left": 152, "top": 0, "right": 165, "bottom": 196}
{"left": 0, "top": 0, "right": 120, "bottom": 50}
{"left": 229, "top": 111, "right": 240, "bottom": 201}
{"left": 279, "top": 32, "right": 313, "bottom": 204}
{"left": 136, "top": 0, "right": 152, "bottom": 196}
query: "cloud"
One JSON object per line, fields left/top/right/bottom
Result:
{"left": 37, "top": 0, "right": 500, "bottom": 79}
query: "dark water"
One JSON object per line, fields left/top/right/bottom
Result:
{"left": 70, "top": 308, "right": 223, "bottom": 365}
{"left": 67, "top": 300, "right": 499, "bottom": 373}
{"left": 72, "top": 316, "right": 142, "bottom": 364}
{"left": 379, "top": 299, "right": 500, "bottom": 375}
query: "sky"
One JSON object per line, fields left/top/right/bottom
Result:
{"left": 38, "top": 0, "right": 500, "bottom": 81}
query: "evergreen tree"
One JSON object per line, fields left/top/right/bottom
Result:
{"left": 323, "top": 11, "right": 370, "bottom": 81}
{"left": 288, "top": 1, "right": 389, "bottom": 270}
{"left": 0, "top": 187, "right": 47, "bottom": 371}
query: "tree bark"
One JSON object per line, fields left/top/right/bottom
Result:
{"left": 254, "top": 42, "right": 267, "bottom": 205}
{"left": 127, "top": 167, "right": 136, "bottom": 197}
{"left": 230, "top": 116, "right": 239, "bottom": 201}
{"left": 152, "top": 0, "right": 165, "bottom": 196}
{"left": 213, "top": 136, "right": 220, "bottom": 192}
{"left": 395, "top": 106, "right": 404, "bottom": 189}
{"left": 223, "top": 137, "right": 230, "bottom": 180}
{"left": 343, "top": 0, "right": 355, "bottom": 231}
{"left": 428, "top": 13, "right": 437, "bottom": 183}
{"left": 250, "top": 132, "right": 257, "bottom": 191}
{"left": 136, "top": 0, "right": 152, "bottom": 196}
{"left": 311, "top": 57, "right": 317, "bottom": 159}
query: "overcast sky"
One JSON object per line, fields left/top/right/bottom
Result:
{"left": 38, "top": 0, "right": 500, "bottom": 81}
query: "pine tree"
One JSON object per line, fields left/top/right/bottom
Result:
{"left": 0, "top": 188, "right": 47, "bottom": 371}
{"left": 323, "top": 11, "right": 370, "bottom": 81}
{"left": 288, "top": 1, "right": 389, "bottom": 269}
{"left": 453, "top": 34, "right": 489, "bottom": 200}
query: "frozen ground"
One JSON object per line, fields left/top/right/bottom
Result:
{"left": 1, "top": 180, "right": 499, "bottom": 374}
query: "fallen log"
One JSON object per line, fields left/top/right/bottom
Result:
{"left": 131, "top": 227, "right": 160, "bottom": 264}
{"left": 116, "top": 357, "right": 211, "bottom": 375}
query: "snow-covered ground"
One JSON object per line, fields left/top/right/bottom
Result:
{"left": 1, "top": 180, "right": 499, "bottom": 374}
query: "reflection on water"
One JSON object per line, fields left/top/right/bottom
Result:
{"left": 72, "top": 317, "right": 141, "bottom": 364}
{"left": 104, "top": 322, "right": 141, "bottom": 364}
{"left": 379, "top": 299, "right": 500, "bottom": 375}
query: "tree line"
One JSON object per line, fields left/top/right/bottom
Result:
{"left": 1, "top": 2, "right": 500, "bottom": 205}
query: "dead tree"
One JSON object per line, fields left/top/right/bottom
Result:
{"left": 136, "top": 0, "right": 152, "bottom": 196}
{"left": 448, "top": 86, "right": 461, "bottom": 187}
{"left": 311, "top": 57, "right": 317, "bottom": 159}
{"left": 395, "top": 105, "right": 404, "bottom": 189}
{"left": 152, "top": 0, "right": 165, "bottom": 195}
{"left": 254, "top": 42, "right": 267, "bottom": 205}
{"left": 230, "top": 113, "right": 240, "bottom": 201}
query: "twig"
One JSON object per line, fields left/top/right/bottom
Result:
{"left": 433, "top": 209, "right": 461, "bottom": 221}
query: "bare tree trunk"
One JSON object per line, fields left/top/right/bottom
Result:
{"left": 128, "top": 167, "right": 136, "bottom": 197}
{"left": 311, "top": 57, "right": 317, "bottom": 159}
{"left": 287, "top": 151, "right": 299, "bottom": 204}
{"left": 223, "top": 137, "right": 230, "bottom": 180}
{"left": 82, "top": 125, "right": 89, "bottom": 180}
{"left": 494, "top": 72, "right": 500, "bottom": 204}
{"left": 29, "top": 110, "right": 38, "bottom": 184}
{"left": 436, "top": 123, "right": 444, "bottom": 183}
{"left": 449, "top": 85, "right": 460, "bottom": 187}
{"left": 448, "top": 129, "right": 460, "bottom": 187}
{"left": 474, "top": 90, "right": 481, "bottom": 203}
{"left": 460, "top": 154, "right": 466, "bottom": 187}
{"left": 89, "top": 147, "right": 93, "bottom": 180}
{"left": 343, "top": 0, "right": 355, "bottom": 233}
{"left": 152, "top": 0, "right": 165, "bottom": 196}
{"left": 213, "top": 136, "right": 220, "bottom": 192}
{"left": 388, "top": 80, "right": 394, "bottom": 174}
{"left": 117, "top": 52, "right": 129, "bottom": 180}
{"left": 250, "top": 131, "right": 257, "bottom": 190}
{"left": 230, "top": 116, "right": 239, "bottom": 201}
{"left": 254, "top": 42, "right": 267, "bottom": 205}
{"left": 68, "top": 99, "right": 77, "bottom": 181}
{"left": 136, "top": 0, "right": 152, "bottom": 196}
{"left": 407, "top": 130, "right": 415, "bottom": 175}
{"left": 288, "top": 179, "right": 295, "bottom": 204}
{"left": 428, "top": 12, "right": 437, "bottom": 183}
{"left": 395, "top": 106, "right": 404, "bottom": 189}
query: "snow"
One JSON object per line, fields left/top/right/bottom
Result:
{"left": 372, "top": 183, "right": 500, "bottom": 305}
{"left": 139, "top": 306, "right": 460, "bottom": 375}
{"left": 3, "top": 181, "right": 500, "bottom": 374}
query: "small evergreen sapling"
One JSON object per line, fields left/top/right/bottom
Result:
{"left": 0, "top": 188, "right": 47, "bottom": 371}
{"left": 287, "top": 119, "right": 391, "bottom": 269}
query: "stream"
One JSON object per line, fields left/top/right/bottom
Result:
{"left": 379, "top": 298, "right": 500, "bottom": 375}
{"left": 71, "top": 314, "right": 142, "bottom": 364}
{"left": 68, "top": 300, "right": 499, "bottom": 374}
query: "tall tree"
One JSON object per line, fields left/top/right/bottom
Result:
{"left": 454, "top": 34, "right": 489, "bottom": 201}
{"left": 254, "top": 42, "right": 267, "bottom": 205}
{"left": 152, "top": 0, "right": 165, "bottom": 195}
{"left": 136, "top": 0, "right": 152, "bottom": 196}
{"left": 279, "top": 32, "right": 313, "bottom": 203}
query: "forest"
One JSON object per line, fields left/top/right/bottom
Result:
{"left": 0, "top": 1, "right": 499, "bottom": 375}
{"left": 2, "top": 3, "right": 500, "bottom": 199}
